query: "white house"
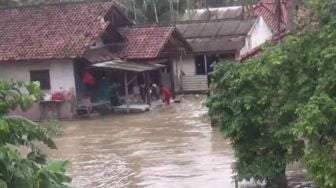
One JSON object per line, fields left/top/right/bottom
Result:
{"left": 174, "top": 6, "right": 273, "bottom": 92}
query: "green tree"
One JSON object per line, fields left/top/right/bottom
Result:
{"left": 0, "top": 80, "right": 70, "bottom": 188}
{"left": 208, "top": 0, "right": 336, "bottom": 187}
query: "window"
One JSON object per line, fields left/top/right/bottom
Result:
{"left": 195, "top": 55, "right": 206, "bottom": 75}
{"left": 30, "top": 70, "right": 51, "bottom": 90}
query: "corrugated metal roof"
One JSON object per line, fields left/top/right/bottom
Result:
{"left": 198, "top": 21, "right": 223, "bottom": 37}
{"left": 176, "top": 18, "right": 256, "bottom": 39}
{"left": 92, "top": 60, "right": 165, "bottom": 72}
{"left": 235, "top": 19, "right": 257, "bottom": 34}
{"left": 187, "top": 37, "right": 245, "bottom": 53}
{"left": 177, "top": 6, "right": 260, "bottom": 53}
{"left": 180, "top": 6, "right": 243, "bottom": 21}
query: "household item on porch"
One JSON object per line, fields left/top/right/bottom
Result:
{"left": 82, "top": 70, "right": 95, "bottom": 86}
{"left": 131, "top": 85, "right": 147, "bottom": 103}
{"left": 51, "top": 92, "right": 66, "bottom": 101}
{"left": 43, "top": 93, "right": 52, "bottom": 101}
{"left": 75, "top": 96, "right": 93, "bottom": 117}
{"left": 39, "top": 100, "right": 64, "bottom": 120}
{"left": 92, "top": 100, "right": 112, "bottom": 115}
{"left": 76, "top": 96, "right": 112, "bottom": 117}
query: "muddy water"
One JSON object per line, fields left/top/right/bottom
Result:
{"left": 49, "top": 96, "right": 311, "bottom": 188}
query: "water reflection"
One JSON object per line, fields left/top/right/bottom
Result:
{"left": 48, "top": 96, "right": 310, "bottom": 188}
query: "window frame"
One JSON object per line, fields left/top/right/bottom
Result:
{"left": 30, "top": 70, "right": 51, "bottom": 90}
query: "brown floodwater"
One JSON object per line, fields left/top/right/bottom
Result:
{"left": 48, "top": 96, "right": 312, "bottom": 188}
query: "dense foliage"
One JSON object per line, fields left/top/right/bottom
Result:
{"left": 0, "top": 81, "right": 70, "bottom": 188}
{"left": 208, "top": 0, "right": 336, "bottom": 187}
{"left": 0, "top": 0, "right": 258, "bottom": 23}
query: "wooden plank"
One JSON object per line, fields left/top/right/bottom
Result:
{"left": 181, "top": 75, "right": 209, "bottom": 91}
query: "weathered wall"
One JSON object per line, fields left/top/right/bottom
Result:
{"left": 172, "top": 55, "right": 196, "bottom": 92}
{"left": 240, "top": 17, "right": 273, "bottom": 56}
{"left": 0, "top": 60, "right": 76, "bottom": 120}
{"left": 179, "top": 55, "right": 196, "bottom": 76}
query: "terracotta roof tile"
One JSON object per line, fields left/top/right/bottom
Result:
{"left": 0, "top": 1, "right": 114, "bottom": 62}
{"left": 253, "top": 0, "right": 289, "bottom": 34}
{"left": 119, "top": 26, "right": 175, "bottom": 60}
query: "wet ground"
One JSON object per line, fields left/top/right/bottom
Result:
{"left": 48, "top": 96, "right": 312, "bottom": 188}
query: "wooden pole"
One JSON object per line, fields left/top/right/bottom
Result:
{"left": 204, "top": 54, "right": 209, "bottom": 88}
{"left": 124, "top": 72, "right": 129, "bottom": 113}
{"left": 168, "top": 59, "right": 176, "bottom": 99}
{"left": 145, "top": 72, "right": 152, "bottom": 106}
{"left": 142, "top": 72, "right": 147, "bottom": 104}
{"left": 204, "top": 54, "right": 208, "bottom": 75}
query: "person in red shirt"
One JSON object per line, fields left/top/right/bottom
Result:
{"left": 160, "top": 86, "right": 171, "bottom": 105}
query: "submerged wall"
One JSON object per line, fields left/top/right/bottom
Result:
{"left": 0, "top": 59, "right": 76, "bottom": 120}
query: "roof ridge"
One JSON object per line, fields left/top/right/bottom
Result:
{"left": 127, "top": 24, "right": 175, "bottom": 28}
{"left": 0, "top": 0, "right": 114, "bottom": 10}
{"left": 176, "top": 17, "right": 257, "bottom": 25}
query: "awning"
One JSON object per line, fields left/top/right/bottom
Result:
{"left": 91, "top": 60, "right": 165, "bottom": 72}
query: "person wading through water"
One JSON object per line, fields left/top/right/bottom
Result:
{"left": 160, "top": 85, "right": 172, "bottom": 105}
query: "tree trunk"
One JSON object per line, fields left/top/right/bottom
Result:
{"left": 152, "top": 0, "right": 159, "bottom": 23}
{"left": 266, "top": 170, "right": 288, "bottom": 188}
{"left": 133, "top": 0, "right": 137, "bottom": 22}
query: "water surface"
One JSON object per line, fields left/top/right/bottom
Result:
{"left": 49, "top": 96, "right": 311, "bottom": 188}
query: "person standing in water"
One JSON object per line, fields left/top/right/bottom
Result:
{"left": 160, "top": 86, "right": 171, "bottom": 105}
{"left": 150, "top": 83, "right": 160, "bottom": 100}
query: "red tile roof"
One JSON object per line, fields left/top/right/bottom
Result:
{"left": 253, "top": 0, "right": 289, "bottom": 34}
{"left": 119, "top": 26, "right": 176, "bottom": 60}
{"left": 0, "top": 1, "right": 114, "bottom": 62}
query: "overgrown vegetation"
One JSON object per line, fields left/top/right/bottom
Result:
{"left": 0, "top": 81, "right": 70, "bottom": 188}
{"left": 39, "top": 117, "right": 64, "bottom": 138}
{"left": 208, "top": 0, "right": 336, "bottom": 187}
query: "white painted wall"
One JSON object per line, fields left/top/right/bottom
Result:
{"left": 173, "top": 55, "right": 196, "bottom": 92}
{"left": 179, "top": 55, "right": 196, "bottom": 76}
{"left": 0, "top": 60, "right": 76, "bottom": 120}
{"left": 240, "top": 17, "right": 273, "bottom": 56}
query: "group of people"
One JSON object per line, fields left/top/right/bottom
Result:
{"left": 141, "top": 83, "right": 172, "bottom": 105}
{"left": 82, "top": 70, "right": 172, "bottom": 106}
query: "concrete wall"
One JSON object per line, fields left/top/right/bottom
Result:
{"left": 240, "top": 17, "right": 273, "bottom": 56}
{"left": 172, "top": 54, "right": 196, "bottom": 92}
{"left": 0, "top": 60, "right": 76, "bottom": 120}
{"left": 179, "top": 55, "right": 196, "bottom": 76}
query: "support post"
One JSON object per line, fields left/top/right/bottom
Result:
{"left": 204, "top": 54, "right": 208, "bottom": 75}
{"left": 169, "top": 59, "right": 176, "bottom": 99}
{"left": 124, "top": 72, "right": 130, "bottom": 113}
{"left": 145, "top": 72, "right": 151, "bottom": 106}
{"left": 142, "top": 72, "right": 147, "bottom": 104}
{"left": 175, "top": 51, "right": 180, "bottom": 93}
{"left": 204, "top": 54, "right": 209, "bottom": 87}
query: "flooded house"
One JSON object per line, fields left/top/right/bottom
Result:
{"left": 175, "top": 6, "right": 273, "bottom": 92}
{"left": 0, "top": 1, "right": 190, "bottom": 120}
